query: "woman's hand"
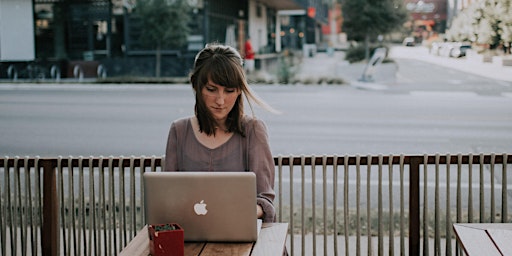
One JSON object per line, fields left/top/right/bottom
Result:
{"left": 257, "top": 204, "right": 264, "bottom": 219}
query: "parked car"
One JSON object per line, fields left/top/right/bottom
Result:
{"left": 402, "top": 37, "right": 415, "bottom": 47}
{"left": 438, "top": 42, "right": 454, "bottom": 57}
{"left": 430, "top": 42, "right": 444, "bottom": 55}
{"left": 432, "top": 42, "right": 472, "bottom": 58}
{"left": 449, "top": 43, "right": 472, "bottom": 58}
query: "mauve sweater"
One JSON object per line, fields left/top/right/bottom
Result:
{"left": 164, "top": 116, "right": 276, "bottom": 223}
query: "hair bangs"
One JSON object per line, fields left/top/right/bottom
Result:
{"left": 206, "top": 55, "right": 245, "bottom": 89}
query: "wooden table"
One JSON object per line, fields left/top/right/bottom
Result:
{"left": 120, "top": 223, "right": 288, "bottom": 256}
{"left": 453, "top": 223, "right": 512, "bottom": 256}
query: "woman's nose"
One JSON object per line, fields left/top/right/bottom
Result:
{"left": 215, "top": 91, "right": 225, "bottom": 105}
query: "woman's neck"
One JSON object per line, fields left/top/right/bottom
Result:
{"left": 191, "top": 117, "right": 233, "bottom": 149}
{"left": 213, "top": 118, "right": 227, "bottom": 132}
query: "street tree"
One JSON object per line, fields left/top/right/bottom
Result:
{"left": 500, "top": 8, "right": 512, "bottom": 53}
{"left": 135, "top": 0, "right": 190, "bottom": 77}
{"left": 446, "top": 6, "right": 474, "bottom": 42}
{"left": 447, "top": 0, "right": 511, "bottom": 53}
{"left": 342, "top": 0, "right": 408, "bottom": 60}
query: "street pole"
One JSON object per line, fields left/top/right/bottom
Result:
{"left": 330, "top": 0, "right": 337, "bottom": 47}
{"left": 203, "top": 0, "right": 209, "bottom": 45}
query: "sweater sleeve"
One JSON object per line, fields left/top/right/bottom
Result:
{"left": 164, "top": 121, "right": 179, "bottom": 172}
{"left": 247, "top": 118, "right": 276, "bottom": 223}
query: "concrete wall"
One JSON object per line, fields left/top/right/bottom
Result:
{"left": 0, "top": 0, "right": 35, "bottom": 61}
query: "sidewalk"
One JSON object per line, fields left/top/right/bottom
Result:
{"left": 295, "top": 45, "right": 512, "bottom": 86}
{"left": 389, "top": 45, "right": 512, "bottom": 83}
{"left": 294, "top": 50, "right": 397, "bottom": 89}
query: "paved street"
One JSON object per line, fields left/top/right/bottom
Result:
{"left": 1, "top": 46, "right": 511, "bottom": 157}
{"left": 1, "top": 84, "right": 511, "bottom": 157}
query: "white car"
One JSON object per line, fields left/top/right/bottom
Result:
{"left": 402, "top": 37, "right": 415, "bottom": 46}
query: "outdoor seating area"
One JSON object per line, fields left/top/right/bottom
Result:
{"left": 119, "top": 223, "right": 289, "bottom": 256}
{"left": 1, "top": 153, "right": 511, "bottom": 256}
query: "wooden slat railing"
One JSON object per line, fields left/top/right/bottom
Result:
{"left": 1, "top": 154, "right": 510, "bottom": 255}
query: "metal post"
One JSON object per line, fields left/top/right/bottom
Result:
{"left": 107, "top": 1, "right": 113, "bottom": 58}
{"left": 275, "top": 14, "right": 281, "bottom": 52}
{"left": 409, "top": 156, "right": 421, "bottom": 256}
{"left": 123, "top": 6, "right": 130, "bottom": 57}
{"left": 203, "top": 0, "right": 209, "bottom": 44}
{"left": 42, "top": 160, "right": 58, "bottom": 256}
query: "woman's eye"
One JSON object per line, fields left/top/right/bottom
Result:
{"left": 226, "top": 89, "right": 236, "bottom": 93}
{"left": 206, "top": 87, "right": 216, "bottom": 92}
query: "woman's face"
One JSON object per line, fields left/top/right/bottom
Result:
{"left": 201, "top": 79, "right": 240, "bottom": 126}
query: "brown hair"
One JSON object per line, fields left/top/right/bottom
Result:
{"left": 190, "top": 44, "right": 275, "bottom": 136}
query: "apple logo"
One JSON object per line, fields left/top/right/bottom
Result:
{"left": 193, "top": 200, "right": 208, "bottom": 215}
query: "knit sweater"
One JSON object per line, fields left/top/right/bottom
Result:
{"left": 164, "top": 116, "right": 276, "bottom": 223}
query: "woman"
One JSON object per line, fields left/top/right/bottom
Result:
{"left": 164, "top": 44, "right": 277, "bottom": 223}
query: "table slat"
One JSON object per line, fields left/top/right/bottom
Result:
{"left": 486, "top": 229, "right": 512, "bottom": 256}
{"left": 200, "top": 243, "right": 252, "bottom": 256}
{"left": 119, "top": 226, "right": 150, "bottom": 256}
{"left": 185, "top": 243, "right": 206, "bottom": 256}
{"left": 453, "top": 224, "right": 502, "bottom": 256}
{"left": 252, "top": 223, "right": 288, "bottom": 256}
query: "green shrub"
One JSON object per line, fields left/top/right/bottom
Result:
{"left": 345, "top": 45, "right": 367, "bottom": 63}
{"left": 345, "top": 44, "right": 391, "bottom": 63}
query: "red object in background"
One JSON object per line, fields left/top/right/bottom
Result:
{"left": 244, "top": 40, "right": 255, "bottom": 60}
{"left": 148, "top": 223, "right": 184, "bottom": 256}
{"left": 404, "top": 0, "right": 447, "bottom": 20}
{"left": 307, "top": 7, "right": 316, "bottom": 18}
{"left": 321, "top": 4, "right": 342, "bottom": 35}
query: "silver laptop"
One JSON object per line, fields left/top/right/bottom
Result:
{"left": 143, "top": 171, "right": 260, "bottom": 242}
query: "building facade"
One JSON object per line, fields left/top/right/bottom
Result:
{"left": 404, "top": 0, "right": 477, "bottom": 43}
{"left": 0, "top": 0, "right": 330, "bottom": 79}
{"left": 404, "top": 0, "right": 448, "bottom": 42}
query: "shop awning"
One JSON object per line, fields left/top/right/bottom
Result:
{"left": 257, "top": 0, "right": 304, "bottom": 10}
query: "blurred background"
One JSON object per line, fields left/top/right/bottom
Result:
{"left": 1, "top": 0, "right": 509, "bottom": 82}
